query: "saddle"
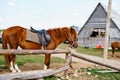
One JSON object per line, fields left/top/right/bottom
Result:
{"left": 30, "top": 27, "right": 51, "bottom": 47}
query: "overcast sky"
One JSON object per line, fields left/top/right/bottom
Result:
{"left": 0, "top": 0, "right": 120, "bottom": 29}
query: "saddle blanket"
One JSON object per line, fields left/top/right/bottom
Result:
{"left": 26, "top": 29, "right": 39, "bottom": 43}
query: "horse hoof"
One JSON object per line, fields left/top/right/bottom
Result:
{"left": 11, "top": 70, "right": 17, "bottom": 73}
{"left": 112, "top": 55, "right": 115, "bottom": 58}
{"left": 17, "top": 69, "right": 21, "bottom": 72}
{"left": 44, "top": 65, "right": 47, "bottom": 70}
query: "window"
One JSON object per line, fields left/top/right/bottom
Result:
{"left": 90, "top": 28, "right": 105, "bottom": 37}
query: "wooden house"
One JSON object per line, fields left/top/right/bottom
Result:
{"left": 78, "top": 2, "right": 120, "bottom": 48}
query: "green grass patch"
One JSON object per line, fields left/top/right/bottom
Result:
{"left": 0, "top": 56, "right": 7, "bottom": 69}
{"left": 17, "top": 55, "right": 65, "bottom": 66}
{"left": 0, "top": 55, "right": 65, "bottom": 69}
{"left": 87, "top": 67, "right": 120, "bottom": 80}
{"left": 75, "top": 46, "right": 104, "bottom": 57}
{"left": 0, "top": 56, "right": 5, "bottom": 64}
{"left": 58, "top": 44, "right": 109, "bottom": 58}
{"left": 108, "top": 49, "right": 120, "bottom": 52}
{"left": 44, "top": 75, "right": 61, "bottom": 80}
{"left": 57, "top": 43, "right": 69, "bottom": 49}
{"left": 0, "top": 29, "right": 4, "bottom": 32}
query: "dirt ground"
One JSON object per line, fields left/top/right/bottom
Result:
{"left": 109, "top": 52, "right": 120, "bottom": 60}
{"left": 0, "top": 62, "right": 100, "bottom": 80}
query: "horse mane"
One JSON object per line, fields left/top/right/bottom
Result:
{"left": 47, "top": 27, "right": 69, "bottom": 39}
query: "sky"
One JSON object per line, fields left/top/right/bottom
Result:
{"left": 0, "top": 0, "right": 120, "bottom": 30}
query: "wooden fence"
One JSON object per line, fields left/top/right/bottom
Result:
{"left": 0, "top": 49, "right": 72, "bottom": 80}
{"left": 0, "top": 48, "right": 120, "bottom": 80}
{"left": 69, "top": 48, "right": 120, "bottom": 71}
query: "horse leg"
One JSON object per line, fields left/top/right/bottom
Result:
{"left": 11, "top": 54, "right": 21, "bottom": 72}
{"left": 10, "top": 59, "right": 16, "bottom": 73}
{"left": 112, "top": 48, "right": 115, "bottom": 57}
{"left": 4, "top": 54, "right": 16, "bottom": 72}
{"left": 4, "top": 55, "right": 12, "bottom": 71}
{"left": 7, "top": 55, "right": 17, "bottom": 72}
{"left": 44, "top": 54, "right": 51, "bottom": 69}
{"left": 8, "top": 43, "right": 21, "bottom": 72}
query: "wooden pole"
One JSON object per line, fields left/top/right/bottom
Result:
{"left": 103, "top": 0, "right": 112, "bottom": 59}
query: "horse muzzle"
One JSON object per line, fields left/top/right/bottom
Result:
{"left": 69, "top": 43, "right": 78, "bottom": 48}
{"left": 73, "top": 43, "right": 78, "bottom": 48}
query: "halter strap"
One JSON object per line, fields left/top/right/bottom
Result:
{"left": 68, "top": 33, "right": 77, "bottom": 47}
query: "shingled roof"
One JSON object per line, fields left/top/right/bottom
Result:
{"left": 101, "top": 3, "right": 120, "bottom": 29}
{"left": 78, "top": 2, "right": 120, "bottom": 47}
{"left": 78, "top": 2, "right": 120, "bottom": 39}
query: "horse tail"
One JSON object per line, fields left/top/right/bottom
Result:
{"left": 2, "top": 31, "right": 8, "bottom": 49}
{"left": 2, "top": 31, "right": 10, "bottom": 67}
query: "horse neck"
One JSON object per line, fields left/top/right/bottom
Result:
{"left": 48, "top": 28, "right": 67, "bottom": 45}
{"left": 57, "top": 31, "right": 68, "bottom": 46}
{"left": 57, "top": 35, "right": 67, "bottom": 45}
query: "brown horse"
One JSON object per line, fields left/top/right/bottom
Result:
{"left": 111, "top": 41, "right": 120, "bottom": 57}
{"left": 2, "top": 26, "right": 78, "bottom": 72}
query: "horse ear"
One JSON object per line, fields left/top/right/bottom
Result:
{"left": 70, "top": 27, "right": 75, "bottom": 33}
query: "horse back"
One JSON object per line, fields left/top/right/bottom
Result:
{"left": 111, "top": 42, "right": 120, "bottom": 49}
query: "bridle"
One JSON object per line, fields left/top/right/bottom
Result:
{"left": 68, "top": 33, "right": 78, "bottom": 47}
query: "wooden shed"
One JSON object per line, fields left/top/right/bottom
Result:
{"left": 78, "top": 2, "right": 120, "bottom": 48}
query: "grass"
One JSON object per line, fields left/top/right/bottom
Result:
{"left": 0, "top": 29, "right": 3, "bottom": 32}
{"left": 44, "top": 75, "right": 61, "bottom": 80}
{"left": 58, "top": 43, "right": 105, "bottom": 57}
{"left": 74, "top": 45, "right": 120, "bottom": 59}
{"left": 16, "top": 55, "right": 65, "bottom": 66}
{"left": 0, "top": 55, "right": 65, "bottom": 67}
{"left": 75, "top": 46, "right": 104, "bottom": 57}
{"left": 87, "top": 68, "right": 120, "bottom": 80}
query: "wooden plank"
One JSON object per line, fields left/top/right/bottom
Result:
{"left": 69, "top": 48, "right": 120, "bottom": 71}
{"left": 0, "top": 49, "right": 70, "bottom": 55}
{"left": 0, "top": 69, "right": 53, "bottom": 80}
{"left": 0, "top": 66, "right": 70, "bottom": 80}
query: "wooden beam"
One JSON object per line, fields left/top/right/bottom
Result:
{"left": 0, "top": 66, "right": 70, "bottom": 80}
{"left": 69, "top": 48, "right": 120, "bottom": 71}
{"left": 0, "top": 49, "right": 70, "bottom": 55}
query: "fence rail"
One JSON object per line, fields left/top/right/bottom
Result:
{"left": 0, "top": 49, "right": 70, "bottom": 55}
{"left": 69, "top": 48, "right": 120, "bottom": 71}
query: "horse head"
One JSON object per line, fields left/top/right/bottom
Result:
{"left": 63, "top": 27, "right": 78, "bottom": 48}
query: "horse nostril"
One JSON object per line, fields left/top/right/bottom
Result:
{"left": 73, "top": 44, "right": 78, "bottom": 48}
{"left": 75, "top": 45, "right": 78, "bottom": 48}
